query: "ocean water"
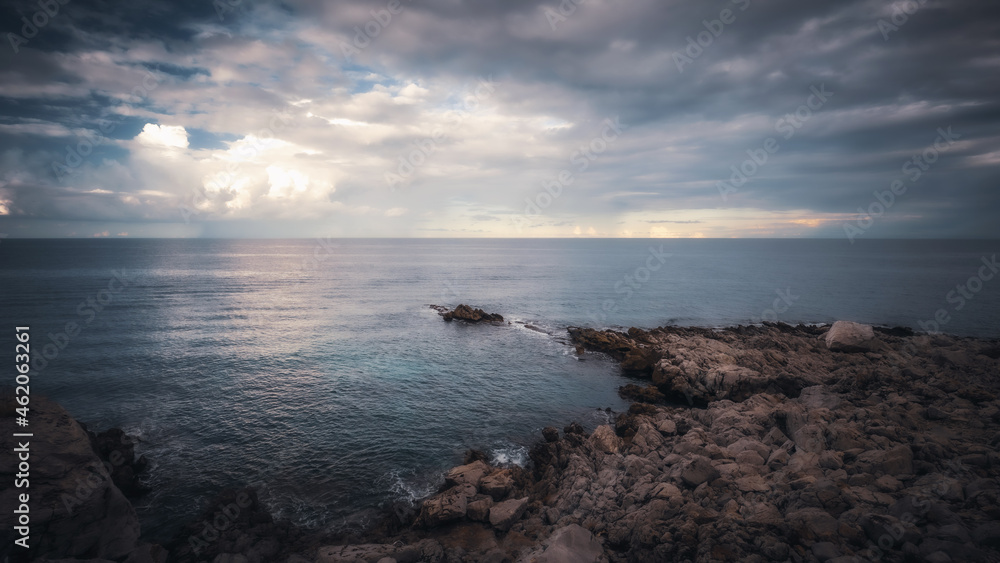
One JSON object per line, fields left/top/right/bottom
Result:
{"left": 1, "top": 238, "right": 998, "bottom": 540}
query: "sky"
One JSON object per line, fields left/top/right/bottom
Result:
{"left": 0, "top": 0, "right": 998, "bottom": 239}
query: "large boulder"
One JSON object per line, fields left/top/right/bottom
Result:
{"left": 489, "top": 497, "right": 528, "bottom": 531}
{"left": 825, "top": 321, "right": 876, "bottom": 353}
{"left": 0, "top": 394, "right": 141, "bottom": 561}
{"left": 444, "top": 461, "right": 489, "bottom": 489}
{"left": 419, "top": 484, "right": 475, "bottom": 526}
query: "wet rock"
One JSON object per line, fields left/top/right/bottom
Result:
{"left": 542, "top": 427, "right": 560, "bottom": 443}
{"left": 440, "top": 304, "right": 504, "bottom": 323}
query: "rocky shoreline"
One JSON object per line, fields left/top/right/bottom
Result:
{"left": 4, "top": 317, "right": 1000, "bottom": 562}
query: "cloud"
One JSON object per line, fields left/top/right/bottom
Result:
{"left": 0, "top": 0, "right": 996, "bottom": 238}
{"left": 136, "top": 124, "right": 190, "bottom": 149}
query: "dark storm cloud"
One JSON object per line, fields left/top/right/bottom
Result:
{"left": 0, "top": 0, "right": 998, "bottom": 237}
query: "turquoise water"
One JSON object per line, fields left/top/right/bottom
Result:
{"left": 1, "top": 238, "right": 997, "bottom": 539}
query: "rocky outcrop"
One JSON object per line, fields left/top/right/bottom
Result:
{"left": 0, "top": 393, "right": 160, "bottom": 563}
{"left": 81, "top": 425, "right": 150, "bottom": 499}
{"left": 10, "top": 320, "right": 1000, "bottom": 563}
{"left": 437, "top": 304, "right": 505, "bottom": 323}
{"left": 317, "top": 322, "right": 998, "bottom": 563}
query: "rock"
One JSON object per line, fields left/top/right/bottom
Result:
{"left": 441, "top": 304, "right": 504, "bottom": 323}
{"left": 488, "top": 497, "right": 529, "bottom": 531}
{"left": 973, "top": 522, "right": 1000, "bottom": 547}
{"left": 83, "top": 425, "right": 150, "bottom": 499}
{"left": 0, "top": 395, "right": 141, "bottom": 561}
{"left": 857, "top": 445, "right": 913, "bottom": 476}
{"left": 861, "top": 514, "right": 921, "bottom": 548}
{"left": 420, "top": 485, "right": 475, "bottom": 526}
{"left": 124, "top": 543, "right": 169, "bottom": 563}
{"left": 535, "top": 524, "right": 604, "bottom": 563}
{"left": 825, "top": 321, "right": 876, "bottom": 353}
{"left": 618, "top": 384, "right": 666, "bottom": 403}
{"left": 444, "top": 461, "right": 490, "bottom": 489}
{"left": 316, "top": 544, "right": 397, "bottom": 563}
{"left": 542, "top": 427, "right": 560, "bottom": 443}
{"left": 567, "top": 327, "right": 660, "bottom": 376}
{"left": 680, "top": 455, "right": 720, "bottom": 488}
{"left": 466, "top": 495, "right": 494, "bottom": 522}
{"left": 787, "top": 508, "right": 840, "bottom": 542}
{"left": 589, "top": 425, "right": 622, "bottom": 454}
{"left": 656, "top": 419, "right": 677, "bottom": 435}
{"left": 480, "top": 470, "right": 514, "bottom": 501}
{"left": 811, "top": 541, "right": 841, "bottom": 562}
{"left": 651, "top": 482, "right": 682, "bottom": 501}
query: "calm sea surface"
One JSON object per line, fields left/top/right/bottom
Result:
{"left": 1, "top": 238, "right": 998, "bottom": 539}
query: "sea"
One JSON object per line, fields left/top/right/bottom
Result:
{"left": 1, "top": 238, "right": 998, "bottom": 540}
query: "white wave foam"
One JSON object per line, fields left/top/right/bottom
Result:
{"left": 490, "top": 444, "right": 529, "bottom": 468}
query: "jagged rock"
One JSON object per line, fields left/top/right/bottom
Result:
{"left": 489, "top": 497, "right": 528, "bottom": 531}
{"left": 680, "top": 455, "right": 720, "bottom": 488}
{"left": 589, "top": 424, "right": 623, "bottom": 454}
{"left": 480, "top": 469, "right": 514, "bottom": 500}
{"left": 440, "top": 304, "right": 504, "bottom": 323}
{"left": 466, "top": 495, "right": 494, "bottom": 522}
{"left": 444, "top": 460, "right": 489, "bottom": 489}
{"left": 825, "top": 321, "right": 876, "bottom": 353}
{"left": 420, "top": 485, "right": 475, "bottom": 526}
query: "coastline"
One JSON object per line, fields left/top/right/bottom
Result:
{"left": 4, "top": 317, "right": 1000, "bottom": 563}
